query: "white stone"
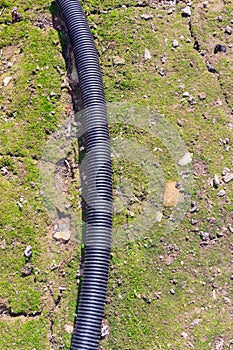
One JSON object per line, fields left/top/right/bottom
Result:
{"left": 172, "top": 39, "right": 179, "bottom": 48}
{"left": 144, "top": 48, "right": 152, "bottom": 60}
{"left": 182, "top": 6, "right": 191, "bottom": 17}
{"left": 3, "top": 76, "right": 12, "bottom": 86}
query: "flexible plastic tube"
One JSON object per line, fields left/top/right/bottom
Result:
{"left": 56, "top": 1, "right": 112, "bottom": 349}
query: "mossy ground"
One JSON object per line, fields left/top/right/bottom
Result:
{"left": 0, "top": 0, "right": 233, "bottom": 349}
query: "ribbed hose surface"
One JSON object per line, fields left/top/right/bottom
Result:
{"left": 56, "top": 1, "right": 112, "bottom": 349}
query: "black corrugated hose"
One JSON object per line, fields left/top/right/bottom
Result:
{"left": 56, "top": 1, "right": 112, "bottom": 349}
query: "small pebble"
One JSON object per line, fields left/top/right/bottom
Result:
{"left": 214, "top": 44, "right": 227, "bottom": 54}
{"left": 21, "top": 266, "right": 33, "bottom": 276}
{"left": 217, "top": 189, "right": 225, "bottom": 197}
{"left": 24, "top": 245, "right": 32, "bottom": 259}
{"left": 170, "top": 289, "right": 175, "bottom": 295}
{"left": 144, "top": 48, "right": 151, "bottom": 60}
{"left": 213, "top": 174, "right": 220, "bottom": 188}
{"left": 172, "top": 39, "right": 179, "bottom": 48}
{"left": 101, "top": 319, "right": 110, "bottom": 339}
{"left": 183, "top": 91, "right": 190, "bottom": 97}
{"left": 158, "top": 68, "right": 165, "bottom": 76}
{"left": 223, "top": 173, "right": 233, "bottom": 183}
{"left": 222, "top": 167, "right": 230, "bottom": 176}
{"left": 190, "top": 201, "right": 199, "bottom": 213}
{"left": 12, "top": 7, "right": 23, "bottom": 23}
{"left": 64, "top": 324, "right": 74, "bottom": 334}
{"left": 206, "top": 61, "right": 217, "bottom": 73}
{"left": 3, "top": 76, "right": 12, "bottom": 86}
{"left": 216, "top": 231, "right": 224, "bottom": 238}
{"left": 141, "top": 14, "right": 153, "bottom": 20}
{"left": 177, "top": 119, "right": 183, "bottom": 127}
{"left": 1, "top": 167, "right": 8, "bottom": 176}
{"left": 182, "top": 6, "right": 191, "bottom": 17}
{"left": 225, "top": 26, "right": 232, "bottom": 35}
{"left": 198, "top": 92, "right": 206, "bottom": 100}
{"left": 181, "top": 332, "right": 188, "bottom": 338}
{"left": 202, "top": 1, "right": 208, "bottom": 8}
{"left": 218, "top": 15, "right": 223, "bottom": 22}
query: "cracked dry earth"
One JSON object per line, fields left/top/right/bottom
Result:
{"left": 0, "top": 0, "right": 233, "bottom": 349}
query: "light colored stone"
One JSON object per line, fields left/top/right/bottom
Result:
{"left": 222, "top": 167, "right": 230, "bottom": 176}
{"left": 217, "top": 189, "right": 225, "bottom": 197}
{"left": 181, "top": 332, "right": 188, "bottom": 338}
{"left": 223, "top": 173, "right": 233, "bottom": 183}
{"left": 172, "top": 39, "right": 179, "bottom": 48}
{"left": 3, "top": 76, "right": 12, "bottom": 86}
{"left": 178, "top": 152, "right": 192, "bottom": 166}
{"left": 113, "top": 56, "right": 126, "bottom": 66}
{"left": 198, "top": 92, "right": 206, "bottom": 100}
{"left": 101, "top": 319, "right": 110, "bottom": 338}
{"left": 213, "top": 174, "right": 220, "bottom": 187}
{"left": 144, "top": 48, "right": 151, "bottom": 60}
{"left": 141, "top": 14, "right": 153, "bottom": 20}
{"left": 53, "top": 230, "right": 71, "bottom": 242}
{"left": 64, "top": 324, "right": 73, "bottom": 334}
{"left": 182, "top": 6, "right": 191, "bottom": 16}
{"left": 225, "top": 26, "right": 232, "bottom": 35}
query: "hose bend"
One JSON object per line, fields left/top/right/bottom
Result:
{"left": 56, "top": 1, "right": 112, "bottom": 349}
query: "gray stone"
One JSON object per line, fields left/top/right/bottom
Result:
{"left": 223, "top": 173, "right": 233, "bottom": 183}
{"left": 3, "top": 76, "right": 12, "bottom": 86}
